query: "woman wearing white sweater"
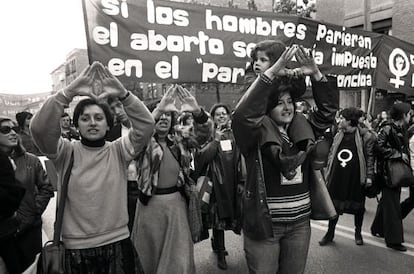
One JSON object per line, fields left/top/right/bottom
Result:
{"left": 30, "top": 62, "right": 154, "bottom": 273}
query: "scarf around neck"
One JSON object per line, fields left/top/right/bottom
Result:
{"left": 80, "top": 137, "right": 106, "bottom": 147}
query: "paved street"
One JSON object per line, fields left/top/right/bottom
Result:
{"left": 194, "top": 189, "right": 414, "bottom": 274}
{"left": 41, "top": 188, "right": 414, "bottom": 274}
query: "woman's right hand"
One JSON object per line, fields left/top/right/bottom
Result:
{"left": 158, "top": 85, "right": 179, "bottom": 113}
{"left": 64, "top": 62, "right": 98, "bottom": 99}
{"left": 214, "top": 126, "right": 225, "bottom": 141}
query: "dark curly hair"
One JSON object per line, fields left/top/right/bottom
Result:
{"left": 266, "top": 77, "right": 307, "bottom": 114}
{"left": 154, "top": 111, "right": 177, "bottom": 145}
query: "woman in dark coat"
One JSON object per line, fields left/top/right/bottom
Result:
{"left": 194, "top": 103, "right": 243, "bottom": 270}
{"left": 371, "top": 103, "right": 412, "bottom": 252}
{"left": 320, "top": 108, "right": 376, "bottom": 246}
{"left": 0, "top": 116, "right": 54, "bottom": 273}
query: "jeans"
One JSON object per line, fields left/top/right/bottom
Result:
{"left": 244, "top": 217, "right": 311, "bottom": 274}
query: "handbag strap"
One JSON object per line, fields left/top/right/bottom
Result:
{"left": 53, "top": 151, "right": 74, "bottom": 244}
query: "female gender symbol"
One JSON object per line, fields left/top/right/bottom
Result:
{"left": 337, "top": 149, "right": 353, "bottom": 167}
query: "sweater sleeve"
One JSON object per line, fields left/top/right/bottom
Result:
{"left": 308, "top": 76, "right": 339, "bottom": 138}
{"left": 120, "top": 93, "right": 155, "bottom": 162}
{"left": 30, "top": 91, "right": 70, "bottom": 158}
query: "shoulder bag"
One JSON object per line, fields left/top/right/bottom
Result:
{"left": 310, "top": 169, "right": 337, "bottom": 220}
{"left": 38, "top": 151, "right": 74, "bottom": 274}
{"left": 386, "top": 158, "right": 414, "bottom": 188}
{"left": 196, "top": 165, "right": 213, "bottom": 213}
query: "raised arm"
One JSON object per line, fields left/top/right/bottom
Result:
{"left": 30, "top": 64, "right": 96, "bottom": 157}
{"left": 232, "top": 46, "right": 297, "bottom": 153}
{"left": 295, "top": 46, "right": 339, "bottom": 137}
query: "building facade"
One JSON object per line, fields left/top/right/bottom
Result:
{"left": 316, "top": 0, "right": 414, "bottom": 114}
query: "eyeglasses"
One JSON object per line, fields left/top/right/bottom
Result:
{"left": 0, "top": 126, "right": 19, "bottom": 134}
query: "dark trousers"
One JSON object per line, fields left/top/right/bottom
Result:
{"left": 355, "top": 212, "right": 364, "bottom": 232}
{"left": 371, "top": 187, "right": 404, "bottom": 244}
{"left": 401, "top": 186, "right": 414, "bottom": 219}
{"left": 326, "top": 212, "right": 363, "bottom": 237}
{"left": 127, "top": 181, "right": 139, "bottom": 232}
{"left": 212, "top": 229, "right": 225, "bottom": 251}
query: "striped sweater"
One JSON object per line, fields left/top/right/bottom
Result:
{"left": 261, "top": 128, "right": 312, "bottom": 223}
{"left": 267, "top": 191, "right": 311, "bottom": 222}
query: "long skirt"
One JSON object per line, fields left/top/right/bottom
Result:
{"left": 131, "top": 192, "right": 195, "bottom": 274}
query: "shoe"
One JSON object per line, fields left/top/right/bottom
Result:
{"left": 355, "top": 231, "right": 363, "bottom": 245}
{"left": 386, "top": 243, "right": 407, "bottom": 252}
{"left": 318, "top": 235, "right": 333, "bottom": 246}
{"left": 217, "top": 251, "right": 228, "bottom": 270}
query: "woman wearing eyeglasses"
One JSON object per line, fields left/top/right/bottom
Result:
{"left": 0, "top": 116, "right": 54, "bottom": 274}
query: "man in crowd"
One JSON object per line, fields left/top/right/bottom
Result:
{"left": 60, "top": 112, "right": 79, "bottom": 141}
{"left": 106, "top": 96, "right": 138, "bottom": 232}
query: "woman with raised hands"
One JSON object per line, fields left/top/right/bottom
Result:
{"left": 131, "top": 84, "right": 209, "bottom": 274}
{"left": 30, "top": 61, "right": 154, "bottom": 273}
{"left": 232, "top": 41, "right": 339, "bottom": 274}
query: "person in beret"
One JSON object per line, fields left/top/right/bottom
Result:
{"left": 371, "top": 102, "right": 412, "bottom": 252}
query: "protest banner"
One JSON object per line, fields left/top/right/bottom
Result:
{"left": 82, "top": 0, "right": 414, "bottom": 93}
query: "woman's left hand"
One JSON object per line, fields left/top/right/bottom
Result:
{"left": 95, "top": 64, "right": 129, "bottom": 100}
{"left": 176, "top": 85, "right": 201, "bottom": 114}
{"left": 295, "top": 46, "right": 323, "bottom": 80}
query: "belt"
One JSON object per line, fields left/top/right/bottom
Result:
{"left": 155, "top": 185, "right": 179, "bottom": 195}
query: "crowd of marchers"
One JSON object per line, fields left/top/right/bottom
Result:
{"left": 1, "top": 40, "right": 414, "bottom": 274}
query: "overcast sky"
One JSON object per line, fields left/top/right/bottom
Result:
{"left": 0, "top": 0, "right": 86, "bottom": 94}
